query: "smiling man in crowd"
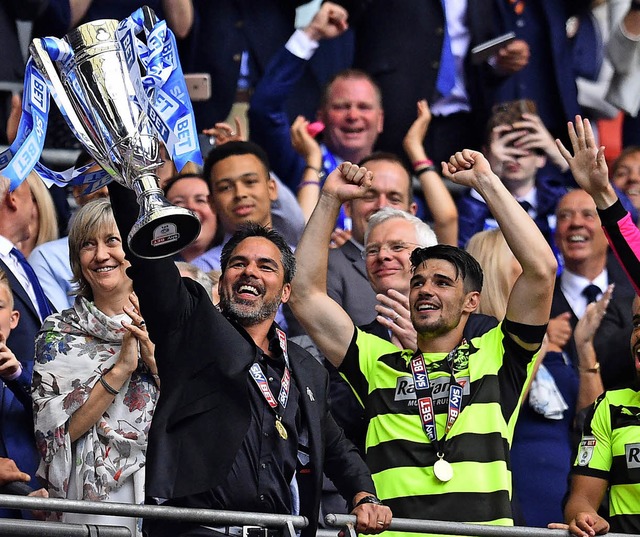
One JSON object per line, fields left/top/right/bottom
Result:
{"left": 193, "top": 141, "right": 304, "bottom": 273}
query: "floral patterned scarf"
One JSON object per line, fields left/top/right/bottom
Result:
{"left": 33, "top": 297, "right": 158, "bottom": 507}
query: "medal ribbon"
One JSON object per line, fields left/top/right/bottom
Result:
{"left": 410, "top": 344, "right": 467, "bottom": 456}
{"left": 249, "top": 328, "right": 292, "bottom": 419}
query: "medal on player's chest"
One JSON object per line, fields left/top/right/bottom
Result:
{"left": 433, "top": 455, "right": 453, "bottom": 482}
{"left": 410, "top": 348, "right": 466, "bottom": 484}
{"left": 275, "top": 418, "right": 288, "bottom": 440}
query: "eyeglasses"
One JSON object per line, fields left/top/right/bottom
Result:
{"left": 362, "top": 241, "right": 421, "bottom": 259}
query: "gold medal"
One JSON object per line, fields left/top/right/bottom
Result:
{"left": 275, "top": 419, "right": 288, "bottom": 440}
{"left": 433, "top": 457, "right": 453, "bottom": 482}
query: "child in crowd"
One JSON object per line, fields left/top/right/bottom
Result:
{"left": 0, "top": 269, "right": 22, "bottom": 388}
{"left": 0, "top": 268, "right": 48, "bottom": 519}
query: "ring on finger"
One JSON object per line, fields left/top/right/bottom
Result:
{"left": 393, "top": 314, "right": 400, "bottom": 322}
{"left": 137, "top": 320, "right": 146, "bottom": 328}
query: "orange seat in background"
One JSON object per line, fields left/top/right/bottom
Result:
{"left": 598, "top": 112, "right": 624, "bottom": 167}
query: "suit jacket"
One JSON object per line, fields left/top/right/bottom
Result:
{"left": 186, "top": 0, "right": 307, "bottom": 129}
{"left": 0, "top": 0, "right": 49, "bottom": 83}
{"left": 0, "top": 258, "right": 48, "bottom": 510}
{"left": 551, "top": 253, "right": 637, "bottom": 390}
{"left": 108, "top": 183, "right": 374, "bottom": 537}
{"left": 457, "top": 173, "right": 569, "bottom": 248}
{"left": 327, "top": 241, "right": 378, "bottom": 327}
{"left": 334, "top": 0, "right": 497, "bottom": 154}
{"left": 492, "top": 0, "right": 597, "bottom": 138}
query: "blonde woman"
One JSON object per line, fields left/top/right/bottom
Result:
{"left": 465, "top": 228, "right": 521, "bottom": 319}
{"left": 18, "top": 173, "right": 59, "bottom": 257}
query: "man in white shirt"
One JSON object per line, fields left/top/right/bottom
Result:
{"left": 549, "top": 188, "right": 636, "bottom": 390}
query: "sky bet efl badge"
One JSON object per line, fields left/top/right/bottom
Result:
{"left": 578, "top": 436, "right": 596, "bottom": 466}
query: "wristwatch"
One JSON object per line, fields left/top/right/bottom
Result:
{"left": 353, "top": 495, "right": 384, "bottom": 509}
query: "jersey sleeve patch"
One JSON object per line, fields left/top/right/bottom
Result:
{"left": 577, "top": 436, "right": 597, "bottom": 467}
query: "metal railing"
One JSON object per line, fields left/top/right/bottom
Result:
{"left": 0, "top": 494, "right": 306, "bottom": 537}
{"left": 324, "top": 514, "right": 629, "bottom": 537}
{"left": 0, "top": 519, "right": 131, "bottom": 536}
{"left": 0, "top": 494, "right": 631, "bottom": 537}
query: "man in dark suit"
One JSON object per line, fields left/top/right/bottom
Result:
{"left": 549, "top": 189, "right": 636, "bottom": 390}
{"left": 107, "top": 176, "right": 390, "bottom": 537}
{"left": 333, "top": 0, "right": 525, "bottom": 162}
{"left": 492, "top": 1, "right": 600, "bottom": 144}
{"left": 0, "top": 178, "right": 53, "bottom": 516}
{"left": 187, "top": 0, "right": 308, "bottom": 130}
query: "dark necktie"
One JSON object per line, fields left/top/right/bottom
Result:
{"left": 582, "top": 284, "right": 601, "bottom": 305}
{"left": 10, "top": 247, "right": 53, "bottom": 319}
{"left": 436, "top": 0, "right": 455, "bottom": 96}
{"left": 518, "top": 200, "right": 532, "bottom": 214}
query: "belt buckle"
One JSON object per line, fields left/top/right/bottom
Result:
{"left": 242, "top": 526, "right": 268, "bottom": 537}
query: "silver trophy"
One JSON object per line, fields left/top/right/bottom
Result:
{"left": 29, "top": 14, "right": 201, "bottom": 259}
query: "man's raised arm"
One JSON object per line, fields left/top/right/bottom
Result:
{"left": 443, "top": 150, "right": 557, "bottom": 339}
{"left": 289, "top": 162, "right": 373, "bottom": 367}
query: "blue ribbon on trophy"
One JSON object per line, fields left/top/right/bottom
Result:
{"left": 0, "top": 61, "right": 52, "bottom": 191}
{"left": 0, "top": 7, "right": 201, "bottom": 196}
{"left": 0, "top": 6, "right": 202, "bottom": 258}
{"left": 117, "top": 7, "right": 200, "bottom": 172}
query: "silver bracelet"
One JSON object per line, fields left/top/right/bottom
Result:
{"left": 99, "top": 372, "right": 119, "bottom": 396}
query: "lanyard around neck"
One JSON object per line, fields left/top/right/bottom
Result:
{"left": 409, "top": 342, "right": 467, "bottom": 455}
{"left": 249, "top": 328, "right": 292, "bottom": 438}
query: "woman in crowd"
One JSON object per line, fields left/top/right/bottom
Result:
{"left": 32, "top": 198, "right": 158, "bottom": 536}
{"left": 164, "top": 172, "right": 223, "bottom": 263}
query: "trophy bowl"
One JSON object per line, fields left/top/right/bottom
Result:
{"left": 30, "top": 17, "right": 201, "bottom": 259}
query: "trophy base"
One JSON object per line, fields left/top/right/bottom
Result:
{"left": 129, "top": 207, "right": 201, "bottom": 259}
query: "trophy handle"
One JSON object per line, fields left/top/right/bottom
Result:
{"left": 141, "top": 5, "right": 159, "bottom": 30}
{"left": 29, "top": 39, "right": 108, "bottom": 163}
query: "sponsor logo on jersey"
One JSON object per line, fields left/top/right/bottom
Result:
{"left": 394, "top": 375, "right": 470, "bottom": 403}
{"left": 625, "top": 443, "right": 640, "bottom": 469}
{"left": 578, "top": 436, "right": 596, "bottom": 466}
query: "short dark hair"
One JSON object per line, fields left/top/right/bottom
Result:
{"left": 203, "top": 141, "right": 271, "bottom": 185}
{"left": 410, "top": 244, "right": 483, "bottom": 293}
{"left": 220, "top": 223, "right": 296, "bottom": 284}
{"left": 319, "top": 68, "right": 383, "bottom": 111}
{"left": 358, "top": 151, "right": 413, "bottom": 201}
{"left": 163, "top": 172, "right": 210, "bottom": 196}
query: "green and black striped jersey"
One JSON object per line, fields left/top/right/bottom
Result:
{"left": 574, "top": 385, "right": 640, "bottom": 534}
{"left": 340, "top": 320, "right": 542, "bottom": 537}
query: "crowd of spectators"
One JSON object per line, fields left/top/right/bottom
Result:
{"left": 1, "top": 0, "right": 640, "bottom": 536}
